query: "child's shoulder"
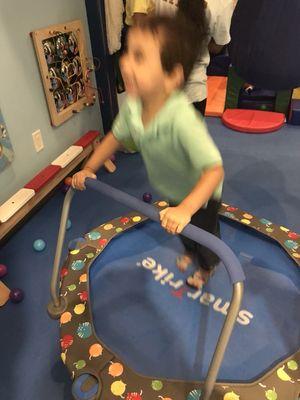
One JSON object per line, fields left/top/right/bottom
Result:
{"left": 119, "top": 95, "right": 142, "bottom": 117}
{"left": 169, "top": 92, "right": 207, "bottom": 131}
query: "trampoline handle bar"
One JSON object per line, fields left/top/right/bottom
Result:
{"left": 85, "top": 179, "right": 245, "bottom": 284}
{"left": 50, "top": 179, "right": 245, "bottom": 400}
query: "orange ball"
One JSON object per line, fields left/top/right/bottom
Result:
{"left": 64, "top": 177, "right": 72, "bottom": 186}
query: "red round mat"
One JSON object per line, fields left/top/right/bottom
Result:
{"left": 222, "top": 109, "right": 285, "bottom": 133}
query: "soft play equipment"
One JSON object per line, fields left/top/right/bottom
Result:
{"left": 48, "top": 180, "right": 300, "bottom": 400}
{"left": 205, "top": 76, "right": 227, "bottom": 117}
{"left": 229, "top": 0, "right": 300, "bottom": 90}
{"left": 289, "top": 88, "right": 300, "bottom": 125}
{"left": 238, "top": 87, "right": 277, "bottom": 112}
{"left": 225, "top": 67, "right": 291, "bottom": 116}
{"left": 222, "top": 109, "right": 285, "bottom": 134}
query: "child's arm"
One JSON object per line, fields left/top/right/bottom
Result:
{"left": 72, "top": 132, "right": 121, "bottom": 190}
{"left": 160, "top": 164, "right": 224, "bottom": 234}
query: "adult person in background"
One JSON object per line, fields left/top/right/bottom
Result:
{"left": 154, "top": 0, "right": 234, "bottom": 116}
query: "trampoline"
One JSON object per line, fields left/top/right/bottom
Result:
{"left": 49, "top": 179, "right": 300, "bottom": 400}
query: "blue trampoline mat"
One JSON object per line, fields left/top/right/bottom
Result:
{"left": 90, "top": 219, "right": 300, "bottom": 383}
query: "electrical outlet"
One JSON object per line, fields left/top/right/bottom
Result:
{"left": 32, "top": 129, "right": 44, "bottom": 152}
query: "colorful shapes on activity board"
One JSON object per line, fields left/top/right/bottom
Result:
{"left": 226, "top": 206, "right": 238, "bottom": 212}
{"left": 89, "top": 343, "right": 103, "bottom": 359}
{"left": 265, "top": 388, "right": 278, "bottom": 400}
{"left": 280, "top": 226, "right": 289, "bottom": 232}
{"left": 223, "top": 392, "right": 240, "bottom": 400}
{"left": 243, "top": 213, "right": 253, "bottom": 219}
{"left": 260, "top": 218, "right": 272, "bottom": 226}
{"left": 111, "top": 380, "right": 126, "bottom": 397}
{"left": 284, "top": 240, "right": 298, "bottom": 250}
{"left": 78, "top": 291, "right": 88, "bottom": 302}
{"left": 77, "top": 322, "right": 92, "bottom": 339}
{"left": 61, "top": 351, "right": 67, "bottom": 364}
{"left": 60, "top": 311, "right": 72, "bottom": 325}
{"left": 109, "top": 362, "right": 124, "bottom": 377}
{"left": 266, "top": 228, "right": 274, "bottom": 233}
{"left": 67, "top": 284, "right": 77, "bottom": 292}
{"left": 87, "top": 231, "right": 101, "bottom": 240}
{"left": 60, "top": 334, "right": 74, "bottom": 350}
{"left": 287, "top": 360, "right": 298, "bottom": 370}
{"left": 74, "top": 303, "right": 85, "bottom": 315}
{"left": 288, "top": 232, "right": 299, "bottom": 240}
{"left": 132, "top": 216, "right": 142, "bottom": 223}
{"left": 126, "top": 392, "right": 143, "bottom": 400}
{"left": 60, "top": 267, "right": 69, "bottom": 278}
{"left": 74, "top": 359, "right": 86, "bottom": 370}
{"left": 151, "top": 380, "right": 163, "bottom": 391}
{"left": 224, "top": 212, "right": 235, "bottom": 219}
{"left": 276, "top": 366, "right": 294, "bottom": 382}
{"left": 71, "top": 259, "right": 85, "bottom": 271}
{"left": 104, "top": 224, "right": 114, "bottom": 231}
{"left": 86, "top": 252, "right": 95, "bottom": 259}
{"left": 79, "top": 274, "right": 87, "bottom": 284}
{"left": 70, "top": 249, "right": 80, "bottom": 255}
{"left": 187, "top": 389, "right": 202, "bottom": 400}
{"left": 241, "top": 219, "right": 251, "bottom": 225}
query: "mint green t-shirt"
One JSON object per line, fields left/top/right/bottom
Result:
{"left": 112, "top": 91, "right": 223, "bottom": 205}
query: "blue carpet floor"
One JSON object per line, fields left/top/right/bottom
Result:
{"left": 0, "top": 118, "right": 299, "bottom": 399}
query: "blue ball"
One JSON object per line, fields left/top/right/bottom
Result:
{"left": 143, "top": 192, "right": 152, "bottom": 203}
{"left": 66, "top": 219, "right": 72, "bottom": 230}
{"left": 33, "top": 239, "right": 46, "bottom": 252}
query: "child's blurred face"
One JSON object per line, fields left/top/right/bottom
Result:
{"left": 120, "top": 28, "right": 178, "bottom": 99}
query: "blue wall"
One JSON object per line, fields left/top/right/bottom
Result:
{"left": 0, "top": 0, "right": 103, "bottom": 203}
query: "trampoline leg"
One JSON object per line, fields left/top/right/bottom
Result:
{"left": 49, "top": 188, "right": 75, "bottom": 318}
{"left": 202, "top": 282, "right": 244, "bottom": 400}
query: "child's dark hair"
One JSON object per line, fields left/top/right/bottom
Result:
{"left": 135, "top": 0, "right": 207, "bottom": 82}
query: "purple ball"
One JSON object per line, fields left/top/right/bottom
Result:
{"left": 9, "top": 288, "right": 24, "bottom": 303}
{"left": 0, "top": 264, "right": 8, "bottom": 279}
{"left": 60, "top": 183, "right": 70, "bottom": 194}
{"left": 143, "top": 192, "right": 152, "bottom": 203}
